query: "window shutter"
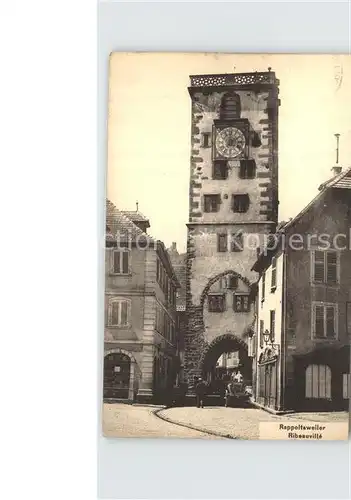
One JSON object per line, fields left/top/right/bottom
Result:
{"left": 313, "top": 251, "right": 325, "bottom": 282}
{"left": 271, "top": 257, "right": 277, "bottom": 289}
{"left": 262, "top": 272, "right": 266, "bottom": 301}
{"left": 315, "top": 305, "right": 324, "bottom": 338}
{"left": 111, "top": 302, "right": 119, "bottom": 325}
{"left": 120, "top": 301, "right": 128, "bottom": 325}
{"left": 270, "top": 310, "right": 276, "bottom": 341}
{"left": 326, "top": 252, "right": 337, "bottom": 284}
{"left": 113, "top": 251, "right": 121, "bottom": 273}
{"left": 326, "top": 306, "right": 335, "bottom": 338}
{"left": 122, "top": 252, "right": 129, "bottom": 274}
{"left": 259, "top": 320, "right": 264, "bottom": 348}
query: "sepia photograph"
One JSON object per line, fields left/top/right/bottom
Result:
{"left": 102, "top": 53, "right": 350, "bottom": 440}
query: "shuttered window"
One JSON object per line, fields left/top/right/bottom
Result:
{"left": 113, "top": 251, "right": 129, "bottom": 274}
{"left": 271, "top": 257, "right": 277, "bottom": 291}
{"left": 108, "top": 299, "right": 130, "bottom": 326}
{"left": 312, "top": 250, "right": 338, "bottom": 284}
{"left": 261, "top": 272, "right": 266, "bottom": 302}
{"left": 305, "top": 365, "right": 331, "bottom": 399}
{"left": 312, "top": 303, "right": 337, "bottom": 339}
{"left": 259, "top": 320, "right": 264, "bottom": 348}
{"left": 270, "top": 310, "right": 276, "bottom": 342}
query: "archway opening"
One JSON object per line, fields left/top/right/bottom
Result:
{"left": 200, "top": 334, "right": 252, "bottom": 394}
{"left": 104, "top": 352, "right": 131, "bottom": 399}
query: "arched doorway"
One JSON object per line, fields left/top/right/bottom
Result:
{"left": 103, "top": 349, "right": 136, "bottom": 400}
{"left": 199, "top": 334, "right": 252, "bottom": 386}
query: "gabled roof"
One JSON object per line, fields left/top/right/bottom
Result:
{"left": 318, "top": 166, "right": 351, "bottom": 191}
{"left": 106, "top": 200, "right": 154, "bottom": 242}
{"left": 106, "top": 200, "right": 180, "bottom": 287}
{"left": 121, "top": 210, "right": 150, "bottom": 226}
{"left": 252, "top": 166, "right": 351, "bottom": 273}
{"left": 282, "top": 166, "right": 351, "bottom": 233}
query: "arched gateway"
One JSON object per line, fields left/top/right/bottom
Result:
{"left": 199, "top": 333, "right": 252, "bottom": 383}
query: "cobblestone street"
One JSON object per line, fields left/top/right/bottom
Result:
{"left": 159, "top": 406, "right": 349, "bottom": 439}
{"left": 102, "top": 403, "right": 222, "bottom": 438}
{"left": 103, "top": 403, "right": 348, "bottom": 439}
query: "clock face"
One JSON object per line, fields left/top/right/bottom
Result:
{"left": 215, "top": 127, "right": 246, "bottom": 158}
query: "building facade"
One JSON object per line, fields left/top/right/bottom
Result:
{"left": 167, "top": 242, "right": 187, "bottom": 384}
{"left": 185, "top": 71, "right": 280, "bottom": 384}
{"left": 104, "top": 201, "right": 180, "bottom": 403}
{"left": 253, "top": 167, "right": 351, "bottom": 411}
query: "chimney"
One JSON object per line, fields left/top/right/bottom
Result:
{"left": 171, "top": 242, "right": 177, "bottom": 252}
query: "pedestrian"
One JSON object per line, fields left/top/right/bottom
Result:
{"left": 225, "top": 380, "right": 236, "bottom": 407}
{"left": 195, "top": 377, "right": 207, "bottom": 408}
{"left": 233, "top": 369, "right": 243, "bottom": 383}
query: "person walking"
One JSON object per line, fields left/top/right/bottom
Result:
{"left": 195, "top": 377, "right": 207, "bottom": 408}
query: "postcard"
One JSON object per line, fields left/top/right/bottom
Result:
{"left": 103, "top": 53, "right": 350, "bottom": 440}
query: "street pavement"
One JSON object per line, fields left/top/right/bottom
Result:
{"left": 102, "top": 403, "right": 348, "bottom": 439}
{"left": 102, "top": 403, "right": 222, "bottom": 438}
{"left": 159, "top": 406, "right": 349, "bottom": 440}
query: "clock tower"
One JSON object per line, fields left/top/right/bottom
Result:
{"left": 185, "top": 70, "right": 280, "bottom": 384}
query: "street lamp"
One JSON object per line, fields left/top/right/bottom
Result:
{"left": 263, "top": 329, "right": 271, "bottom": 345}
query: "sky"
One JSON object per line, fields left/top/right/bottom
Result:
{"left": 107, "top": 53, "right": 351, "bottom": 254}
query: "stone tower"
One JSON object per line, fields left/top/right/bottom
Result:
{"left": 185, "top": 70, "right": 280, "bottom": 383}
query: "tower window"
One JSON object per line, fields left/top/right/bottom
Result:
{"left": 201, "top": 132, "right": 212, "bottom": 148}
{"left": 217, "top": 233, "right": 227, "bottom": 252}
{"left": 213, "top": 161, "right": 228, "bottom": 180}
{"left": 239, "top": 160, "right": 256, "bottom": 179}
{"left": 232, "top": 194, "right": 250, "bottom": 213}
{"left": 231, "top": 232, "right": 244, "bottom": 252}
{"left": 233, "top": 294, "right": 250, "bottom": 313}
{"left": 204, "top": 194, "right": 220, "bottom": 213}
{"left": 208, "top": 294, "right": 225, "bottom": 313}
{"left": 227, "top": 275, "right": 238, "bottom": 290}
